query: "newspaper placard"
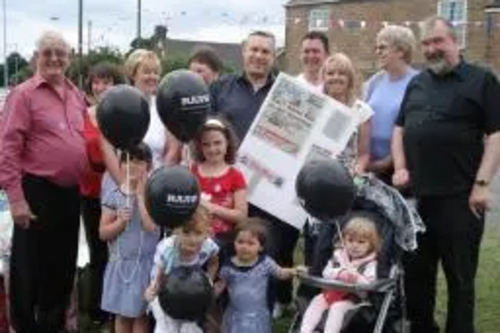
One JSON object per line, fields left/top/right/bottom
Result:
{"left": 237, "top": 73, "right": 361, "bottom": 229}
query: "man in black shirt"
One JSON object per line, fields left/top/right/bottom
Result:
{"left": 210, "top": 31, "right": 277, "bottom": 140}
{"left": 393, "top": 17, "right": 500, "bottom": 333}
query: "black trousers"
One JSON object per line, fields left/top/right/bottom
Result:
{"left": 9, "top": 174, "right": 80, "bottom": 333}
{"left": 249, "top": 205, "right": 300, "bottom": 305}
{"left": 403, "top": 194, "right": 484, "bottom": 333}
{"left": 81, "top": 196, "right": 108, "bottom": 321}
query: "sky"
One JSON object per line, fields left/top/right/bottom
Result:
{"left": 3, "top": 0, "right": 288, "bottom": 58}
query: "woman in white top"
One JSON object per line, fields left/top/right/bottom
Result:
{"left": 101, "top": 49, "right": 181, "bottom": 189}
{"left": 322, "top": 52, "right": 373, "bottom": 174}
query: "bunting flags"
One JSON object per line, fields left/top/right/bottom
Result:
{"left": 139, "top": 9, "right": 500, "bottom": 31}
{"left": 286, "top": 17, "right": 499, "bottom": 29}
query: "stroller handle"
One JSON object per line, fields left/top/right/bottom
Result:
{"left": 296, "top": 272, "right": 396, "bottom": 293}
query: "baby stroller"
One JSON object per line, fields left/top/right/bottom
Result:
{"left": 288, "top": 175, "right": 425, "bottom": 333}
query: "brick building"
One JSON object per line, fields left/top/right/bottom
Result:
{"left": 282, "top": 0, "right": 500, "bottom": 76}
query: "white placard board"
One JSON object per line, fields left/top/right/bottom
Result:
{"left": 236, "top": 73, "right": 361, "bottom": 229}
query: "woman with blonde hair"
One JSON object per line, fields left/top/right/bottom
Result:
{"left": 323, "top": 52, "right": 373, "bottom": 174}
{"left": 101, "top": 49, "right": 181, "bottom": 192}
{"left": 365, "top": 25, "right": 418, "bottom": 184}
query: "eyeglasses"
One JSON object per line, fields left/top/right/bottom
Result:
{"left": 41, "top": 48, "right": 68, "bottom": 58}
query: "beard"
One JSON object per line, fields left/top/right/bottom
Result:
{"left": 425, "top": 51, "right": 453, "bottom": 75}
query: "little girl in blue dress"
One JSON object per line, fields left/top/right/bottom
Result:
{"left": 215, "top": 219, "right": 297, "bottom": 333}
{"left": 99, "top": 143, "right": 160, "bottom": 333}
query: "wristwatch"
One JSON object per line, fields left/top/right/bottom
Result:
{"left": 475, "top": 179, "right": 489, "bottom": 187}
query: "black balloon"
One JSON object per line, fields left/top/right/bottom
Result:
{"left": 296, "top": 158, "right": 356, "bottom": 221}
{"left": 96, "top": 85, "right": 150, "bottom": 149}
{"left": 156, "top": 69, "right": 210, "bottom": 142}
{"left": 145, "top": 165, "right": 200, "bottom": 228}
{"left": 158, "top": 266, "right": 213, "bottom": 321}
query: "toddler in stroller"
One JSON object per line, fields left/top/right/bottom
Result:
{"left": 300, "top": 216, "right": 381, "bottom": 333}
{"left": 291, "top": 175, "right": 424, "bottom": 333}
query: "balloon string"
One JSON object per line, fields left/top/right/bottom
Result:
{"left": 126, "top": 152, "right": 130, "bottom": 208}
{"left": 181, "top": 143, "right": 192, "bottom": 168}
{"left": 335, "top": 219, "right": 351, "bottom": 266}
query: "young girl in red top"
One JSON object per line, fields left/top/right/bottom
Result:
{"left": 191, "top": 117, "right": 248, "bottom": 261}
{"left": 80, "top": 62, "right": 124, "bottom": 327}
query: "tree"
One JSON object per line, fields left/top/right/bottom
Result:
{"left": 7, "top": 52, "right": 29, "bottom": 84}
{"left": 87, "top": 46, "right": 123, "bottom": 64}
{"left": 0, "top": 52, "right": 30, "bottom": 86}
{"left": 66, "top": 46, "right": 124, "bottom": 88}
{"left": 14, "top": 66, "right": 33, "bottom": 84}
{"left": 160, "top": 53, "right": 189, "bottom": 75}
{"left": 128, "top": 37, "right": 155, "bottom": 56}
{"left": 0, "top": 65, "right": 6, "bottom": 87}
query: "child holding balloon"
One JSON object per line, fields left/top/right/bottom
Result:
{"left": 99, "top": 143, "right": 160, "bottom": 333}
{"left": 144, "top": 205, "right": 219, "bottom": 333}
{"left": 215, "top": 219, "right": 297, "bottom": 333}
{"left": 191, "top": 117, "right": 248, "bottom": 261}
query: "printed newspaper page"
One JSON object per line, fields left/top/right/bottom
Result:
{"left": 237, "top": 73, "right": 359, "bottom": 229}
{"left": 252, "top": 76, "right": 325, "bottom": 156}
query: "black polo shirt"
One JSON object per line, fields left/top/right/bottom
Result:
{"left": 395, "top": 62, "right": 500, "bottom": 196}
{"left": 209, "top": 73, "right": 275, "bottom": 141}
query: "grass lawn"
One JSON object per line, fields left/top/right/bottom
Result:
{"left": 434, "top": 219, "right": 500, "bottom": 332}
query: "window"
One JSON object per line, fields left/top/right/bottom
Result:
{"left": 308, "top": 9, "right": 330, "bottom": 31}
{"left": 437, "top": 0, "right": 468, "bottom": 48}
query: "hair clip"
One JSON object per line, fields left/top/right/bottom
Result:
{"left": 205, "top": 118, "right": 225, "bottom": 128}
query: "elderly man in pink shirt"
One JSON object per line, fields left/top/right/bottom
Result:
{"left": 0, "top": 31, "right": 87, "bottom": 333}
